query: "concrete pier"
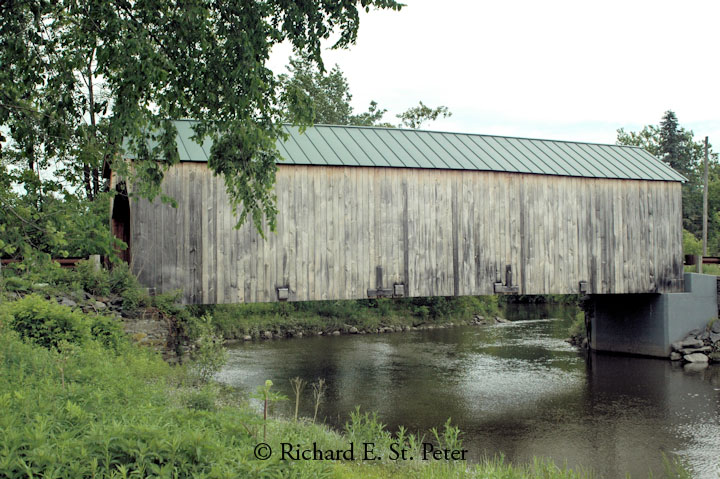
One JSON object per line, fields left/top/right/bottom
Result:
{"left": 590, "top": 273, "right": 718, "bottom": 357}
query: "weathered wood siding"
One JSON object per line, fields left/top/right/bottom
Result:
{"left": 129, "top": 163, "right": 684, "bottom": 304}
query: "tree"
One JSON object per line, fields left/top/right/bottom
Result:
{"left": 0, "top": 160, "right": 120, "bottom": 260}
{"left": 659, "top": 110, "right": 696, "bottom": 179}
{"left": 396, "top": 101, "right": 451, "bottom": 129}
{"left": 278, "top": 54, "right": 450, "bottom": 129}
{"left": 279, "top": 55, "right": 390, "bottom": 127}
{"left": 617, "top": 111, "right": 719, "bottom": 253}
{"left": 350, "top": 100, "right": 391, "bottom": 127}
{"left": 0, "top": 0, "right": 403, "bottom": 252}
{"left": 616, "top": 125, "right": 661, "bottom": 157}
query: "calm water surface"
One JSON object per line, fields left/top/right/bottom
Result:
{"left": 217, "top": 305, "right": 720, "bottom": 478}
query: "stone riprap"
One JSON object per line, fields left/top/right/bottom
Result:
{"left": 670, "top": 320, "right": 720, "bottom": 366}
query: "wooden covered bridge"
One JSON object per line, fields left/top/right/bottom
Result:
{"left": 111, "top": 122, "right": 686, "bottom": 304}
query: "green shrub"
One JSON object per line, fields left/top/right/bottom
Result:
{"left": 568, "top": 311, "right": 586, "bottom": 343}
{"left": 2, "top": 275, "right": 30, "bottom": 292}
{"left": 89, "top": 314, "right": 128, "bottom": 350}
{"left": 345, "top": 407, "right": 392, "bottom": 447}
{"left": 1, "top": 259, "right": 151, "bottom": 311}
{"left": 185, "top": 314, "right": 228, "bottom": 383}
{"left": 411, "top": 304, "right": 430, "bottom": 320}
{"left": 120, "top": 284, "right": 148, "bottom": 311}
{"left": 1, "top": 255, "right": 77, "bottom": 294}
{"left": 109, "top": 262, "right": 147, "bottom": 303}
{"left": 1, "top": 294, "right": 92, "bottom": 349}
{"left": 184, "top": 385, "right": 219, "bottom": 411}
{"left": 75, "top": 260, "right": 111, "bottom": 296}
{"left": 0, "top": 294, "right": 127, "bottom": 351}
{"left": 431, "top": 418, "right": 463, "bottom": 452}
{"left": 501, "top": 294, "right": 580, "bottom": 305}
{"left": 152, "top": 289, "right": 181, "bottom": 313}
{"left": 683, "top": 229, "right": 702, "bottom": 256}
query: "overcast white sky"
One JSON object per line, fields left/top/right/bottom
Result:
{"left": 268, "top": 0, "right": 720, "bottom": 147}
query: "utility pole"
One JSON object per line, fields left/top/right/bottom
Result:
{"left": 702, "top": 136, "right": 709, "bottom": 257}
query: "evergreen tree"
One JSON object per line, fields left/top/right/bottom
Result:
{"left": 659, "top": 110, "right": 694, "bottom": 178}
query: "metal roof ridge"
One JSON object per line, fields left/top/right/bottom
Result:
{"left": 172, "top": 120, "right": 662, "bottom": 151}
{"left": 160, "top": 120, "right": 683, "bottom": 182}
{"left": 300, "top": 123, "right": 637, "bottom": 149}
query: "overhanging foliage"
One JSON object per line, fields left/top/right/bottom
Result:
{"left": 0, "top": 0, "right": 403, "bottom": 252}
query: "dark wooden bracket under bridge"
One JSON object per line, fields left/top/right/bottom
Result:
{"left": 493, "top": 265, "right": 519, "bottom": 294}
{"left": 367, "top": 266, "right": 405, "bottom": 299}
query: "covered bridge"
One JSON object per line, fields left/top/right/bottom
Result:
{"left": 111, "top": 122, "right": 686, "bottom": 304}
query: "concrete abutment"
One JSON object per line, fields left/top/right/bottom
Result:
{"left": 589, "top": 273, "right": 718, "bottom": 358}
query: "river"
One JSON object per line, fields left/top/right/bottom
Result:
{"left": 216, "top": 304, "right": 720, "bottom": 478}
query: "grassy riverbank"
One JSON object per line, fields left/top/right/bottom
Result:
{"left": 200, "top": 292, "right": 586, "bottom": 341}
{"left": 1, "top": 258, "right": 580, "bottom": 343}
{"left": 0, "top": 294, "right": 599, "bottom": 478}
{"left": 200, "top": 295, "right": 503, "bottom": 340}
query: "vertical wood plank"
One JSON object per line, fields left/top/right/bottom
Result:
{"left": 188, "top": 167, "right": 200, "bottom": 303}
{"left": 356, "top": 167, "right": 366, "bottom": 298}
{"left": 396, "top": 170, "right": 405, "bottom": 287}
{"left": 477, "top": 172, "right": 489, "bottom": 293}
{"left": 298, "top": 166, "right": 309, "bottom": 301}
{"left": 163, "top": 168, "right": 177, "bottom": 295}
{"left": 451, "top": 173, "right": 459, "bottom": 296}
{"left": 342, "top": 167, "right": 350, "bottom": 298}
{"left": 433, "top": 174, "right": 443, "bottom": 294}
{"left": 214, "top": 173, "right": 225, "bottom": 303}
{"left": 384, "top": 169, "right": 393, "bottom": 286}
{"left": 285, "top": 167, "right": 297, "bottom": 300}
{"left": 199, "top": 166, "right": 210, "bottom": 303}
{"left": 428, "top": 172, "right": 436, "bottom": 296}
{"left": 408, "top": 168, "right": 419, "bottom": 296}
{"left": 442, "top": 171, "right": 450, "bottom": 294}
{"left": 237, "top": 180, "right": 250, "bottom": 303}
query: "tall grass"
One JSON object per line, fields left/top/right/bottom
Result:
{"left": 0, "top": 310, "right": 333, "bottom": 477}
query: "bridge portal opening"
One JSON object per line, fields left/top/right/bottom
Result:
{"left": 111, "top": 182, "right": 131, "bottom": 264}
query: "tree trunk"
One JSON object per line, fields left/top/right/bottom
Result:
{"left": 93, "top": 167, "right": 99, "bottom": 198}
{"left": 84, "top": 165, "right": 93, "bottom": 200}
{"left": 87, "top": 48, "right": 98, "bottom": 200}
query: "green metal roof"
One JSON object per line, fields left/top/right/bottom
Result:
{"left": 163, "top": 120, "right": 686, "bottom": 182}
